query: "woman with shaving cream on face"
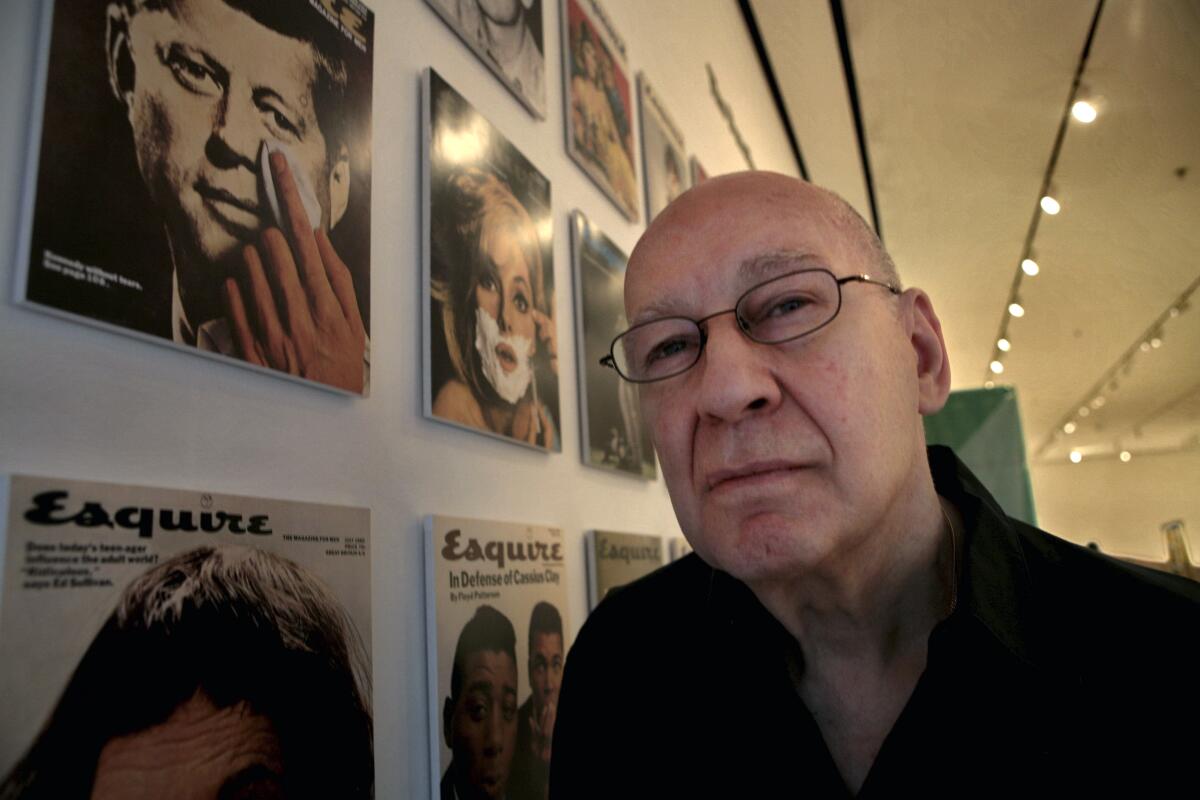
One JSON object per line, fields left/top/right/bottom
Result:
{"left": 432, "top": 168, "right": 558, "bottom": 448}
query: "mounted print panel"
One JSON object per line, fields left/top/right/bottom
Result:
{"left": 638, "top": 72, "right": 689, "bottom": 225}
{"left": 425, "top": 0, "right": 547, "bottom": 119}
{"left": 570, "top": 210, "right": 655, "bottom": 478}
{"left": 560, "top": 0, "right": 639, "bottom": 221}
{"left": 0, "top": 474, "right": 373, "bottom": 797}
{"left": 423, "top": 69, "right": 560, "bottom": 452}
{"left": 14, "top": 0, "right": 375, "bottom": 395}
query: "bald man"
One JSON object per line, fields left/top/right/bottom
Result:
{"left": 549, "top": 173, "right": 1199, "bottom": 796}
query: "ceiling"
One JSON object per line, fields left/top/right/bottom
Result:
{"left": 750, "top": 0, "right": 1200, "bottom": 469}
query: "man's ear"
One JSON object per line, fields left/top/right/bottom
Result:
{"left": 905, "top": 289, "right": 952, "bottom": 416}
{"left": 105, "top": 4, "right": 135, "bottom": 110}
{"left": 442, "top": 696, "right": 455, "bottom": 749}
{"left": 328, "top": 143, "right": 351, "bottom": 228}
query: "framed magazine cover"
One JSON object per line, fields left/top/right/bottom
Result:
{"left": 425, "top": 0, "right": 547, "bottom": 119}
{"left": 423, "top": 68, "right": 560, "bottom": 452}
{"left": 690, "top": 155, "right": 709, "bottom": 185}
{"left": 637, "top": 72, "right": 689, "bottom": 225}
{"left": 585, "top": 529, "right": 663, "bottom": 609}
{"left": 569, "top": 210, "right": 655, "bottom": 478}
{"left": 0, "top": 474, "right": 373, "bottom": 797}
{"left": 560, "top": 0, "right": 639, "bottom": 221}
{"left": 424, "top": 514, "right": 569, "bottom": 800}
{"left": 13, "top": 0, "right": 375, "bottom": 395}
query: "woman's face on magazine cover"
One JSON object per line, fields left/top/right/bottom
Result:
{"left": 474, "top": 220, "right": 537, "bottom": 356}
{"left": 113, "top": 0, "right": 333, "bottom": 270}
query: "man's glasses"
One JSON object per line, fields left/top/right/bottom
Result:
{"left": 600, "top": 268, "right": 900, "bottom": 383}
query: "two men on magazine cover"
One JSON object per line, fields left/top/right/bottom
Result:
{"left": 550, "top": 172, "right": 1200, "bottom": 795}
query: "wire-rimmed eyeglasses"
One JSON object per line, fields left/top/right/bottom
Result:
{"left": 600, "top": 268, "right": 900, "bottom": 383}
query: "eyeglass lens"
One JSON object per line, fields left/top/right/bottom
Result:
{"left": 613, "top": 270, "right": 842, "bottom": 381}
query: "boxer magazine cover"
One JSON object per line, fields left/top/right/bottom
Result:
{"left": 15, "top": 0, "right": 374, "bottom": 394}
{"left": 0, "top": 474, "right": 373, "bottom": 797}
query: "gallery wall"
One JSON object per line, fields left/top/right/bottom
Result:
{"left": 0, "top": 1, "right": 803, "bottom": 797}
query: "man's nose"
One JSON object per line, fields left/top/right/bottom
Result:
{"left": 485, "top": 708, "right": 506, "bottom": 752}
{"left": 210, "top": 84, "right": 260, "bottom": 168}
{"left": 693, "top": 315, "right": 782, "bottom": 422}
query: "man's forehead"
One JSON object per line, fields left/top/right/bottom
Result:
{"left": 625, "top": 173, "right": 855, "bottom": 320}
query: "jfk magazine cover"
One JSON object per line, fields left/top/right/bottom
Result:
{"left": 425, "top": 515, "right": 569, "bottom": 800}
{"left": 0, "top": 474, "right": 373, "bottom": 797}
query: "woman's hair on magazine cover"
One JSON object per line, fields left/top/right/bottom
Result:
{"left": 0, "top": 545, "right": 373, "bottom": 799}
{"left": 431, "top": 167, "right": 548, "bottom": 407}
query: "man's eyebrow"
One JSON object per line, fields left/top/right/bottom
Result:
{"left": 739, "top": 250, "right": 824, "bottom": 282}
{"left": 217, "top": 763, "right": 283, "bottom": 800}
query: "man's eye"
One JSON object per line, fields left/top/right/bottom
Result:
{"left": 646, "top": 337, "right": 695, "bottom": 364}
{"left": 503, "top": 703, "right": 517, "bottom": 721}
{"left": 467, "top": 702, "right": 487, "bottom": 722}
{"left": 164, "top": 48, "right": 220, "bottom": 96}
{"left": 768, "top": 296, "right": 809, "bottom": 317}
{"left": 268, "top": 108, "right": 300, "bottom": 138}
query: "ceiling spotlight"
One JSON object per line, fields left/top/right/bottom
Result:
{"left": 1041, "top": 195, "right": 1061, "bottom": 215}
{"left": 1021, "top": 258, "right": 1040, "bottom": 276}
{"left": 989, "top": 360, "right": 1005, "bottom": 375}
{"left": 1091, "top": 396, "right": 1106, "bottom": 409}
{"left": 1069, "top": 450, "right": 1083, "bottom": 463}
{"left": 1009, "top": 302, "right": 1026, "bottom": 318}
{"left": 997, "top": 337, "right": 1011, "bottom": 352}
{"left": 1140, "top": 341, "right": 1151, "bottom": 353}
{"left": 1078, "top": 406, "right": 1090, "bottom": 418}
{"left": 1119, "top": 450, "right": 1132, "bottom": 462}
{"left": 984, "top": 380, "right": 995, "bottom": 389}
{"left": 1169, "top": 306, "right": 1181, "bottom": 318}
{"left": 1071, "top": 100, "right": 1098, "bottom": 123}
{"left": 1151, "top": 337, "right": 1162, "bottom": 348}
{"left": 1064, "top": 422, "right": 1077, "bottom": 434}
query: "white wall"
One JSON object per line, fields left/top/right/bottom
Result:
{"left": 1032, "top": 449, "right": 1200, "bottom": 562}
{"left": 0, "top": 1, "right": 800, "bottom": 797}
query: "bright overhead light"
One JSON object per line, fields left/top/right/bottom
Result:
{"left": 1092, "top": 396, "right": 1106, "bottom": 409}
{"left": 1078, "top": 406, "right": 1090, "bottom": 417}
{"left": 1169, "top": 306, "right": 1181, "bottom": 318}
{"left": 1063, "top": 422, "right": 1077, "bottom": 434}
{"left": 1151, "top": 337, "right": 1162, "bottom": 349}
{"left": 1071, "top": 100, "right": 1098, "bottom": 123}
{"left": 1021, "top": 258, "right": 1040, "bottom": 276}
{"left": 989, "top": 360, "right": 1005, "bottom": 375}
{"left": 1119, "top": 450, "right": 1132, "bottom": 462}
{"left": 1140, "top": 341, "right": 1152, "bottom": 353}
{"left": 984, "top": 380, "right": 995, "bottom": 389}
{"left": 997, "top": 337, "right": 1011, "bottom": 352}
{"left": 1008, "top": 302, "right": 1025, "bottom": 318}
{"left": 1040, "top": 195, "right": 1061, "bottom": 215}
{"left": 1069, "top": 450, "right": 1083, "bottom": 463}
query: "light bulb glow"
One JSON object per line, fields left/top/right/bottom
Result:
{"left": 1069, "top": 450, "right": 1083, "bottom": 463}
{"left": 1041, "top": 195, "right": 1061, "bottom": 215}
{"left": 1151, "top": 337, "right": 1162, "bottom": 349}
{"left": 997, "top": 338, "right": 1011, "bottom": 352}
{"left": 989, "top": 360, "right": 1005, "bottom": 375}
{"left": 1119, "top": 450, "right": 1132, "bottom": 462}
{"left": 1021, "top": 258, "right": 1040, "bottom": 276}
{"left": 1008, "top": 302, "right": 1025, "bottom": 318}
{"left": 1071, "top": 100, "right": 1098, "bottom": 123}
{"left": 1063, "top": 422, "right": 1077, "bottom": 434}
{"left": 1078, "top": 406, "right": 1090, "bottom": 418}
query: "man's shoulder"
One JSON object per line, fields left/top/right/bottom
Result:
{"left": 1011, "top": 519, "right": 1200, "bottom": 665}
{"left": 575, "top": 553, "right": 711, "bottom": 649}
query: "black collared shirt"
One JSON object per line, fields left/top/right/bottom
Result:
{"left": 550, "top": 447, "right": 1200, "bottom": 797}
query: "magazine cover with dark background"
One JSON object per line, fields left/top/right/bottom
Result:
{"left": 570, "top": 210, "right": 655, "bottom": 478}
{"left": 0, "top": 474, "right": 373, "bottom": 797}
{"left": 424, "top": 68, "right": 560, "bottom": 452}
{"left": 585, "top": 529, "right": 662, "bottom": 609}
{"left": 425, "top": 515, "right": 569, "bottom": 800}
{"left": 15, "top": 0, "right": 374, "bottom": 394}
{"left": 638, "top": 72, "right": 689, "bottom": 225}
{"left": 560, "top": 0, "right": 638, "bottom": 221}
{"left": 425, "top": 0, "right": 546, "bottom": 119}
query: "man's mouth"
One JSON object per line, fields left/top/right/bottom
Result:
{"left": 196, "top": 180, "right": 263, "bottom": 232}
{"left": 495, "top": 342, "right": 518, "bottom": 373}
{"left": 704, "top": 460, "right": 806, "bottom": 492}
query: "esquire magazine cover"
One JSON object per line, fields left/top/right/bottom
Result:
{"left": 16, "top": 0, "right": 375, "bottom": 394}
{"left": 585, "top": 529, "right": 662, "bottom": 610}
{"left": 424, "top": 514, "right": 568, "bottom": 800}
{"left": 0, "top": 473, "right": 374, "bottom": 798}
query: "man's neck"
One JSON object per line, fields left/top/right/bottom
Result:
{"left": 481, "top": 12, "right": 526, "bottom": 62}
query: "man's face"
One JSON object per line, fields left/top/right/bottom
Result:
{"left": 114, "top": 0, "right": 332, "bottom": 273}
{"left": 625, "top": 174, "right": 943, "bottom": 585}
{"left": 528, "top": 631, "right": 563, "bottom": 714}
{"left": 91, "top": 690, "right": 284, "bottom": 800}
{"left": 445, "top": 649, "right": 518, "bottom": 800}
